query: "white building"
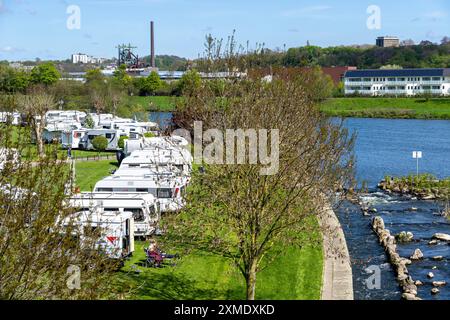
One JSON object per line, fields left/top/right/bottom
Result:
{"left": 71, "top": 53, "right": 106, "bottom": 64}
{"left": 344, "top": 68, "right": 450, "bottom": 96}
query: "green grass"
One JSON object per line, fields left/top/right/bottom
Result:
{"left": 75, "top": 160, "right": 119, "bottom": 191}
{"left": 115, "top": 240, "right": 322, "bottom": 300}
{"left": 126, "top": 96, "right": 179, "bottom": 112}
{"left": 320, "top": 97, "right": 450, "bottom": 119}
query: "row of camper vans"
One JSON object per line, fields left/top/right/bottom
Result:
{"left": 66, "top": 135, "right": 193, "bottom": 259}
{"left": 40, "top": 110, "right": 160, "bottom": 150}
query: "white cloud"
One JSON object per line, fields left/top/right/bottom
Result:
{"left": 0, "top": 46, "right": 25, "bottom": 53}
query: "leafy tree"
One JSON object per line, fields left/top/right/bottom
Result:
{"left": 146, "top": 71, "right": 163, "bottom": 94}
{"left": 30, "top": 62, "right": 60, "bottom": 86}
{"left": 178, "top": 69, "right": 201, "bottom": 96}
{"left": 84, "top": 114, "right": 95, "bottom": 128}
{"left": 166, "top": 78, "right": 354, "bottom": 300}
{"left": 92, "top": 135, "right": 108, "bottom": 151}
{"left": 0, "top": 124, "right": 119, "bottom": 299}
{"left": 118, "top": 135, "right": 129, "bottom": 149}
{"left": 85, "top": 68, "right": 105, "bottom": 83}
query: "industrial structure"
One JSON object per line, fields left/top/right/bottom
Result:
{"left": 116, "top": 21, "right": 157, "bottom": 71}
{"left": 344, "top": 68, "right": 450, "bottom": 96}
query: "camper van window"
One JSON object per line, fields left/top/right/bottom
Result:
{"left": 129, "top": 208, "right": 145, "bottom": 222}
{"left": 105, "top": 133, "right": 112, "bottom": 139}
{"left": 174, "top": 165, "right": 183, "bottom": 171}
{"left": 129, "top": 164, "right": 140, "bottom": 167}
{"left": 104, "top": 208, "right": 119, "bottom": 212}
{"left": 88, "top": 135, "right": 96, "bottom": 140}
{"left": 157, "top": 188, "right": 172, "bottom": 198}
{"left": 97, "top": 188, "right": 113, "bottom": 192}
{"left": 136, "top": 188, "right": 148, "bottom": 192}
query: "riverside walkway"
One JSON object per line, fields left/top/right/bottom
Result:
{"left": 319, "top": 205, "right": 354, "bottom": 300}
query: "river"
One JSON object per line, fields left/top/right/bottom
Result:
{"left": 150, "top": 112, "right": 450, "bottom": 300}
{"left": 340, "top": 118, "right": 450, "bottom": 300}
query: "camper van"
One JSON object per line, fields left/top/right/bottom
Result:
{"left": 69, "top": 192, "right": 160, "bottom": 237}
{"left": 61, "top": 129, "right": 87, "bottom": 149}
{"left": 78, "top": 129, "right": 121, "bottom": 151}
{"left": 93, "top": 174, "right": 188, "bottom": 213}
{"left": 119, "top": 148, "right": 192, "bottom": 177}
{"left": 123, "top": 136, "right": 189, "bottom": 157}
{"left": 65, "top": 209, "right": 135, "bottom": 259}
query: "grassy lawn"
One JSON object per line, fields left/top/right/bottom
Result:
{"left": 320, "top": 97, "right": 450, "bottom": 119}
{"left": 75, "top": 160, "right": 119, "bottom": 191}
{"left": 115, "top": 239, "right": 322, "bottom": 300}
{"left": 126, "top": 96, "right": 179, "bottom": 112}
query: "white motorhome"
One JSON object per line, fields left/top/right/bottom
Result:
{"left": 124, "top": 136, "right": 189, "bottom": 157}
{"left": 46, "top": 110, "right": 86, "bottom": 124}
{"left": 61, "top": 129, "right": 87, "bottom": 149}
{"left": 93, "top": 174, "right": 188, "bottom": 213}
{"left": 0, "top": 112, "right": 21, "bottom": 125}
{"left": 0, "top": 148, "right": 19, "bottom": 171}
{"left": 78, "top": 129, "right": 121, "bottom": 150}
{"left": 43, "top": 121, "right": 82, "bottom": 144}
{"left": 64, "top": 209, "right": 134, "bottom": 259}
{"left": 69, "top": 192, "right": 160, "bottom": 237}
{"left": 120, "top": 147, "right": 192, "bottom": 177}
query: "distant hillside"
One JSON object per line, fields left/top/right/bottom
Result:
{"left": 142, "top": 55, "right": 188, "bottom": 71}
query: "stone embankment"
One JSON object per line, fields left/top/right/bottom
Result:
{"left": 372, "top": 216, "right": 421, "bottom": 300}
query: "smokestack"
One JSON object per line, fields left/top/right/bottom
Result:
{"left": 150, "top": 21, "right": 155, "bottom": 68}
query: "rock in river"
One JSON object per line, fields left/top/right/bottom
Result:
{"left": 432, "top": 281, "right": 446, "bottom": 287}
{"left": 410, "top": 248, "right": 424, "bottom": 260}
{"left": 431, "top": 288, "right": 440, "bottom": 295}
{"left": 432, "top": 256, "right": 443, "bottom": 261}
{"left": 428, "top": 272, "right": 435, "bottom": 279}
{"left": 432, "top": 233, "right": 450, "bottom": 242}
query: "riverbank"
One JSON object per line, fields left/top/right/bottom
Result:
{"left": 320, "top": 98, "right": 450, "bottom": 120}
{"left": 319, "top": 204, "right": 353, "bottom": 300}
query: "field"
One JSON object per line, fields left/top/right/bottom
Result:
{"left": 320, "top": 97, "right": 450, "bottom": 119}
{"left": 75, "top": 160, "right": 119, "bottom": 191}
{"left": 76, "top": 159, "right": 323, "bottom": 300}
{"left": 126, "top": 96, "right": 178, "bottom": 112}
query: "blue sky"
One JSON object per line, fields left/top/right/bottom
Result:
{"left": 0, "top": 0, "right": 448, "bottom": 61}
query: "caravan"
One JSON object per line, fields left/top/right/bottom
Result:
{"left": 78, "top": 129, "right": 121, "bottom": 150}
{"left": 61, "top": 129, "right": 87, "bottom": 149}
{"left": 64, "top": 209, "right": 135, "bottom": 259}
{"left": 93, "top": 174, "right": 188, "bottom": 213}
{"left": 69, "top": 192, "right": 160, "bottom": 237}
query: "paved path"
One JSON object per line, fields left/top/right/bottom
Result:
{"left": 319, "top": 204, "right": 354, "bottom": 300}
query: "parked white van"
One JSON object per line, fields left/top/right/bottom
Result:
{"left": 93, "top": 174, "right": 188, "bottom": 213}
{"left": 65, "top": 209, "right": 135, "bottom": 259}
{"left": 69, "top": 192, "right": 160, "bottom": 237}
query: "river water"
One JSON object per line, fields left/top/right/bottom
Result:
{"left": 340, "top": 118, "right": 450, "bottom": 300}
{"left": 151, "top": 112, "right": 450, "bottom": 300}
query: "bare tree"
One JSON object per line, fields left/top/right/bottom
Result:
{"left": 16, "top": 89, "right": 56, "bottom": 157}
{"left": 165, "top": 78, "right": 355, "bottom": 300}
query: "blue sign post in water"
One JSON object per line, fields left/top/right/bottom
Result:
{"left": 412, "top": 151, "right": 422, "bottom": 177}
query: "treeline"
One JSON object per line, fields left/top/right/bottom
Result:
{"left": 202, "top": 41, "right": 450, "bottom": 71}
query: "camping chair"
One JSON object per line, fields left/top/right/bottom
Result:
{"left": 144, "top": 247, "right": 163, "bottom": 268}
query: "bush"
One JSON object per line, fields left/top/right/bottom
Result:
{"left": 91, "top": 135, "right": 108, "bottom": 151}
{"left": 144, "top": 132, "right": 156, "bottom": 138}
{"left": 118, "top": 135, "right": 129, "bottom": 149}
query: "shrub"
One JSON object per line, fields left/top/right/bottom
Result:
{"left": 91, "top": 135, "right": 108, "bottom": 151}
{"left": 118, "top": 135, "right": 129, "bottom": 149}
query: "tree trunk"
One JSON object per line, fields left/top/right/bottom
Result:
{"left": 35, "top": 122, "right": 44, "bottom": 157}
{"left": 245, "top": 259, "right": 258, "bottom": 300}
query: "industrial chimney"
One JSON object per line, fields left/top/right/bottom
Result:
{"left": 150, "top": 21, "right": 155, "bottom": 68}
